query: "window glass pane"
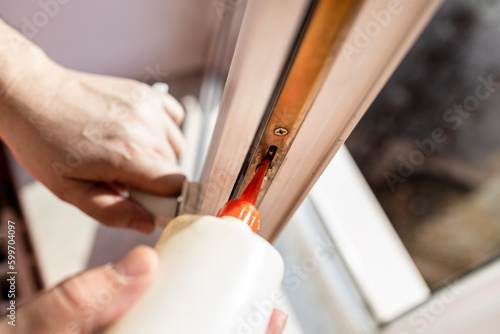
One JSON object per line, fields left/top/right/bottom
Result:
{"left": 346, "top": 0, "right": 500, "bottom": 289}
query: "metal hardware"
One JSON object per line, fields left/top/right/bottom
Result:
{"left": 273, "top": 127, "right": 289, "bottom": 136}
{"left": 232, "top": 0, "right": 362, "bottom": 206}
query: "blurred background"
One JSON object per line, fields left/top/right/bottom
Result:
{"left": 346, "top": 0, "right": 500, "bottom": 290}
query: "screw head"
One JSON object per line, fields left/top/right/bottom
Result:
{"left": 274, "top": 127, "right": 288, "bottom": 136}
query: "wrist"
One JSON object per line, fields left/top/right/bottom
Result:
{"left": 0, "top": 19, "right": 54, "bottom": 92}
{"left": 0, "top": 44, "right": 64, "bottom": 142}
{"left": 0, "top": 19, "right": 66, "bottom": 123}
{"left": 0, "top": 45, "right": 58, "bottom": 100}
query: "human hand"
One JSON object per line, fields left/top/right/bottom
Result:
{"left": 0, "top": 59, "right": 186, "bottom": 233}
{"left": 0, "top": 246, "right": 159, "bottom": 334}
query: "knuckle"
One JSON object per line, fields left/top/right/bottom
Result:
{"left": 176, "top": 104, "right": 186, "bottom": 120}
{"left": 173, "top": 104, "right": 185, "bottom": 123}
{"left": 118, "top": 141, "right": 141, "bottom": 165}
{"left": 55, "top": 274, "right": 92, "bottom": 312}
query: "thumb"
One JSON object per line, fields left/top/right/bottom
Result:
{"left": 16, "top": 246, "right": 158, "bottom": 334}
{"left": 62, "top": 180, "right": 155, "bottom": 233}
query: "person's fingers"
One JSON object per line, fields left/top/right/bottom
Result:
{"left": 116, "top": 150, "right": 186, "bottom": 196}
{"left": 266, "top": 309, "right": 288, "bottom": 334}
{"left": 165, "top": 115, "right": 186, "bottom": 156}
{"left": 162, "top": 93, "right": 185, "bottom": 125}
{"left": 62, "top": 180, "right": 155, "bottom": 233}
{"left": 16, "top": 246, "right": 158, "bottom": 334}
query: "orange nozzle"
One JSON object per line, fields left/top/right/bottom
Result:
{"left": 217, "top": 199, "right": 261, "bottom": 232}
{"left": 217, "top": 146, "right": 277, "bottom": 232}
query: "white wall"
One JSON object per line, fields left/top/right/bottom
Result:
{"left": 0, "top": 0, "right": 217, "bottom": 79}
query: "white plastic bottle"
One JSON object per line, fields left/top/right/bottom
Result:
{"left": 105, "top": 213, "right": 284, "bottom": 334}
{"left": 106, "top": 147, "right": 283, "bottom": 334}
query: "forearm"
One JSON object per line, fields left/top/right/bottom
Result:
{"left": 0, "top": 19, "right": 61, "bottom": 141}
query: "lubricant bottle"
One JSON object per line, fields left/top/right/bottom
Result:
{"left": 105, "top": 147, "right": 284, "bottom": 334}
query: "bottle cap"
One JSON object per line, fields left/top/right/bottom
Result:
{"left": 217, "top": 199, "right": 260, "bottom": 233}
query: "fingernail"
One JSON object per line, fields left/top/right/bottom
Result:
{"left": 112, "top": 247, "right": 152, "bottom": 279}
